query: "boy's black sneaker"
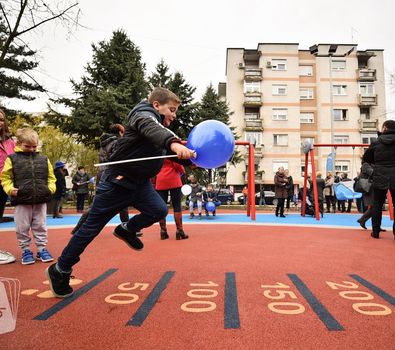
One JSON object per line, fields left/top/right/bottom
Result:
{"left": 113, "top": 224, "right": 144, "bottom": 251}
{"left": 46, "top": 263, "right": 73, "bottom": 298}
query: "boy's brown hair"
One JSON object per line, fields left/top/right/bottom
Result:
{"left": 148, "top": 87, "right": 181, "bottom": 105}
{"left": 16, "top": 128, "right": 39, "bottom": 145}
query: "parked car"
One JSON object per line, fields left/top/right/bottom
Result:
{"left": 238, "top": 191, "right": 277, "bottom": 206}
{"left": 216, "top": 188, "right": 234, "bottom": 205}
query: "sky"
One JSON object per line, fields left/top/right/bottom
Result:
{"left": 3, "top": 0, "right": 395, "bottom": 117}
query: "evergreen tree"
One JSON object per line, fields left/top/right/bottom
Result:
{"left": 192, "top": 84, "right": 240, "bottom": 185}
{"left": 48, "top": 30, "right": 149, "bottom": 147}
{"left": 0, "top": 17, "right": 43, "bottom": 100}
{"left": 148, "top": 61, "right": 197, "bottom": 140}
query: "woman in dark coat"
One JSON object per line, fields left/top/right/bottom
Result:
{"left": 362, "top": 120, "right": 395, "bottom": 238}
{"left": 274, "top": 167, "right": 288, "bottom": 217}
{"left": 52, "top": 161, "right": 66, "bottom": 218}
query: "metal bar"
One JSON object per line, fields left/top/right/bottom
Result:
{"left": 302, "top": 152, "right": 309, "bottom": 217}
{"left": 309, "top": 149, "right": 320, "bottom": 221}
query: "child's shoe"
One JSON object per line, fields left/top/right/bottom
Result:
{"left": 0, "top": 250, "right": 16, "bottom": 264}
{"left": 46, "top": 263, "right": 73, "bottom": 298}
{"left": 198, "top": 214, "right": 202, "bottom": 220}
{"left": 21, "top": 249, "right": 35, "bottom": 265}
{"left": 37, "top": 248, "right": 54, "bottom": 262}
{"left": 189, "top": 213, "right": 194, "bottom": 219}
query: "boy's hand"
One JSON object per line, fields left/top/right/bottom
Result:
{"left": 10, "top": 188, "right": 18, "bottom": 197}
{"left": 170, "top": 143, "right": 196, "bottom": 159}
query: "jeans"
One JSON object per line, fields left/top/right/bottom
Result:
{"left": 58, "top": 179, "right": 168, "bottom": 271}
{"left": 76, "top": 193, "right": 87, "bottom": 211}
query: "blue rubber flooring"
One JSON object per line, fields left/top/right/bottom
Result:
{"left": 0, "top": 212, "right": 392, "bottom": 230}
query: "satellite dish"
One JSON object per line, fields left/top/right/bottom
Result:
{"left": 302, "top": 139, "right": 313, "bottom": 154}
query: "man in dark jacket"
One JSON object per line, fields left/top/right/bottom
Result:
{"left": 46, "top": 87, "right": 196, "bottom": 298}
{"left": 362, "top": 119, "right": 395, "bottom": 239}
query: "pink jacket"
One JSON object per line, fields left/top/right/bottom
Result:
{"left": 0, "top": 138, "right": 15, "bottom": 175}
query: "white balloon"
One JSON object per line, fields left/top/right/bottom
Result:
{"left": 181, "top": 184, "right": 192, "bottom": 196}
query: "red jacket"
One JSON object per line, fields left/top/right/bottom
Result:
{"left": 155, "top": 159, "right": 185, "bottom": 190}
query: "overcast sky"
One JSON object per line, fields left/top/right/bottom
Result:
{"left": 3, "top": 0, "right": 395, "bottom": 117}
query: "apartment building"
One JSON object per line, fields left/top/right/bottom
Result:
{"left": 220, "top": 43, "right": 386, "bottom": 191}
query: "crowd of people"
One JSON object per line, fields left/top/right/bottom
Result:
{"left": 0, "top": 91, "right": 394, "bottom": 300}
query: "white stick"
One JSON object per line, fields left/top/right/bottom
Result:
{"left": 94, "top": 154, "right": 178, "bottom": 167}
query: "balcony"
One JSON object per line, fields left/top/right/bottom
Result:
{"left": 244, "top": 68, "right": 262, "bottom": 81}
{"left": 244, "top": 119, "right": 263, "bottom": 131}
{"left": 243, "top": 170, "right": 264, "bottom": 183}
{"left": 357, "top": 68, "right": 376, "bottom": 81}
{"left": 358, "top": 94, "right": 377, "bottom": 106}
{"left": 243, "top": 92, "right": 262, "bottom": 107}
{"left": 359, "top": 119, "right": 378, "bottom": 132}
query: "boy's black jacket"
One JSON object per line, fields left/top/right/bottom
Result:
{"left": 108, "top": 101, "right": 180, "bottom": 183}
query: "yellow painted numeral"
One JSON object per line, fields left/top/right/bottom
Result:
{"left": 261, "top": 282, "right": 290, "bottom": 289}
{"left": 117, "top": 282, "right": 149, "bottom": 291}
{"left": 190, "top": 281, "right": 219, "bottom": 287}
{"left": 105, "top": 293, "right": 139, "bottom": 304}
{"left": 268, "top": 302, "right": 305, "bottom": 315}
{"left": 326, "top": 281, "right": 358, "bottom": 290}
{"left": 263, "top": 290, "right": 297, "bottom": 300}
{"left": 352, "top": 303, "right": 392, "bottom": 316}
{"left": 181, "top": 301, "right": 217, "bottom": 313}
{"left": 186, "top": 289, "right": 218, "bottom": 298}
{"left": 338, "top": 291, "right": 374, "bottom": 301}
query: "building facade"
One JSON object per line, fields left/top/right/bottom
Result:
{"left": 221, "top": 43, "right": 386, "bottom": 191}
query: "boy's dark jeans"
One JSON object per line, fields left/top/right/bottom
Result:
{"left": 58, "top": 178, "right": 168, "bottom": 272}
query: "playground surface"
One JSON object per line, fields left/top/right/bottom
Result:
{"left": 0, "top": 211, "right": 394, "bottom": 350}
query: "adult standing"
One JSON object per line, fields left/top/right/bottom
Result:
{"left": 323, "top": 172, "right": 335, "bottom": 213}
{"left": 53, "top": 161, "right": 67, "bottom": 218}
{"left": 362, "top": 120, "right": 395, "bottom": 239}
{"left": 155, "top": 158, "right": 189, "bottom": 240}
{"left": 72, "top": 166, "right": 90, "bottom": 213}
{"left": 284, "top": 169, "right": 294, "bottom": 211}
{"left": 274, "top": 167, "right": 288, "bottom": 217}
{"left": 0, "top": 109, "right": 15, "bottom": 223}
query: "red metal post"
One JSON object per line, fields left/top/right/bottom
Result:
{"left": 309, "top": 148, "right": 320, "bottom": 221}
{"left": 302, "top": 152, "right": 309, "bottom": 217}
{"left": 249, "top": 143, "right": 256, "bottom": 220}
{"left": 388, "top": 190, "right": 394, "bottom": 221}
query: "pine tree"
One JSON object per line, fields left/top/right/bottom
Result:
{"left": 148, "top": 61, "right": 197, "bottom": 140}
{"left": 48, "top": 30, "right": 149, "bottom": 147}
{"left": 0, "top": 17, "right": 44, "bottom": 100}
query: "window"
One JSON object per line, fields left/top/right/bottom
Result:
{"left": 359, "top": 83, "right": 375, "bottom": 96}
{"left": 333, "top": 109, "right": 348, "bottom": 121}
{"left": 360, "top": 108, "right": 370, "bottom": 120}
{"left": 300, "top": 88, "right": 314, "bottom": 99}
{"left": 245, "top": 132, "right": 263, "bottom": 145}
{"left": 362, "top": 135, "right": 377, "bottom": 144}
{"left": 299, "top": 65, "right": 313, "bottom": 76}
{"left": 333, "top": 85, "right": 347, "bottom": 96}
{"left": 332, "top": 60, "right": 346, "bottom": 71}
{"left": 272, "top": 108, "right": 288, "bottom": 121}
{"left": 301, "top": 163, "right": 312, "bottom": 176}
{"left": 335, "top": 161, "right": 350, "bottom": 173}
{"left": 244, "top": 81, "right": 260, "bottom": 93}
{"left": 273, "top": 134, "right": 288, "bottom": 146}
{"left": 300, "top": 112, "right": 314, "bottom": 123}
{"left": 334, "top": 135, "right": 349, "bottom": 144}
{"left": 272, "top": 160, "right": 289, "bottom": 172}
{"left": 272, "top": 59, "right": 287, "bottom": 71}
{"left": 272, "top": 84, "right": 287, "bottom": 95}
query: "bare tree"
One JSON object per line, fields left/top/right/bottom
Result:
{"left": 0, "top": 0, "right": 80, "bottom": 65}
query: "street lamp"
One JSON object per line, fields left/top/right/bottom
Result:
{"left": 309, "top": 44, "right": 355, "bottom": 173}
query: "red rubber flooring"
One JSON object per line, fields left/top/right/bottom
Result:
{"left": 0, "top": 222, "right": 394, "bottom": 349}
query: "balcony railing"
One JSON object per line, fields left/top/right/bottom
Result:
{"left": 244, "top": 68, "right": 262, "bottom": 81}
{"left": 358, "top": 94, "right": 377, "bottom": 106}
{"left": 244, "top": 119, "right": 263, "bottom": 131}
{"left": 359, "top": 119, "right": 378, "bottom": 131}
{"left": 244, "top": 92, "right": 262, "bottom": 107}
{"left": 357, "top": 68, "right": 376, "bottom": 81}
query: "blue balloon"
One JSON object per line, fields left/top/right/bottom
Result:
{"left": 205, "top": 201, "right": 216, "bottom": 212}
{"left": 186, "top": 120, "right": 235, "bottom": 169}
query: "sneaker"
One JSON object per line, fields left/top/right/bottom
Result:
{"left": 46, "top": 263, "right": 73, "bottom": 298}
{"left": 189, "top": 213, "right": 194, "bottom": 219}
{"left": 113, "top": 224, "right": 143, "bottom": 251}
{"left": 0, "top": 250, "right": 16, "bottom": 264}
{"left": 21, "top": 249, "right": 35, "bottom": 265}
{"left": 37, "top": 248, "right": 54, "bottom": 263}
{"left": 136, "top": 231, "right": 143, "bottom": 237}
